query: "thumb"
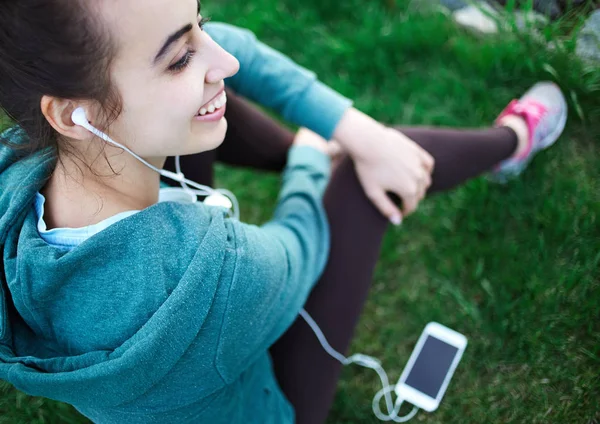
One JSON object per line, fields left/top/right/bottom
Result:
{"left": 367, "top": 188, "right": 403, "bottom": 226}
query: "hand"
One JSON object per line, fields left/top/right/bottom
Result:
{"left": 294, "top": 127, "right": 342, "bottom": 158}
{"left": 333, "top": 108, "right": 435, "bottom": 224}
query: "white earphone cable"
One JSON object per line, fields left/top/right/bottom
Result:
{"left": 71, "top": 108, "right": 239, "bottom": 219}
{"left": 299, "top": 309, "right": 419, "bottom": 422}
{"left": 175, "top": 155, "right": 240, "bottom": 220}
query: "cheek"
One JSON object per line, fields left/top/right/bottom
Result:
{"left": 148, "top": 77, "right": 206, "bottom": 132}
{"left": 123, "top": 83, "right": 199, "bottom": 136}
{"left": 111, "top": 70, "right": 207, "bottom": 155}
{"left": 166, "top": 85, "right": 203, "bottom": 118}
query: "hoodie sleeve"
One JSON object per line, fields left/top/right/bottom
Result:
{"left": 214, "top": 145, "right": 331, "bottom": 383}
{"left": 205, "top": 22, "right": 353, "bottom": 140}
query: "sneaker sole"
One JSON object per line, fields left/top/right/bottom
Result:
{"left": 536, "top": 92, "right": 568, "bottom": 152}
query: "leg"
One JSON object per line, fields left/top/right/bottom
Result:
{"left": 268, "top": 126, "right": 519, "bottom": 424}
{"left": 398, "top": 126, "right": 518, "bottom": 193}
{"left": 166, "top": 82, "right": 564, "bottom": 192}
{"left": 268, "top": 155, "right": 388, "bottom": 424}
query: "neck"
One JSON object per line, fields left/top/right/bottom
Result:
{"left": 42, "top": 143, "right": 166, "bottom": 229}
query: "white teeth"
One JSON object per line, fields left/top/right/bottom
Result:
{"left": 197, "top": 92, "right": 228, "bottom": 116}
{"left": 217, "top": 93, "right": 227, "bottom": 109}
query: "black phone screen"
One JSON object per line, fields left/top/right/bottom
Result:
{"left": 404, "top": 335, "right": 459, "bottom": 399}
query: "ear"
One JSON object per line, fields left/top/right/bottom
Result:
{"left": 40, "top": 95, "right": 94, "bottom": 141}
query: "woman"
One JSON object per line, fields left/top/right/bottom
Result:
{"left": 0, "top": 0, "right": 566, "bottom": 423}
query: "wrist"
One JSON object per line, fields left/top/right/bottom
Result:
{"left": 332, "top": 107, "right": 384, "bottom": 159}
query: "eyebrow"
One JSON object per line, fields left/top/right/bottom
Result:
{"left": 154, "top": 23, "right": 194, "bottom": 65}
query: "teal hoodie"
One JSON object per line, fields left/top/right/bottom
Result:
{"left": 0, "top": 22, "right": 351, "bottom": 423}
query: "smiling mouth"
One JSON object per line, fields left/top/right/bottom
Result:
{"left": 196, "top": 91, "right": 227, "bottom": 116}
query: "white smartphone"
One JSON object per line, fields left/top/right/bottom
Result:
{"left": 395, "top": 322, "right": 467, "bottom": 412}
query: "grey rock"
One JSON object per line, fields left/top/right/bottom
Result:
{"left": 440, "top": 0, "right": 469, "bottom": 11}
{"left": 453, "top": 3, "right": 500, "bottom": 33}
{"left": 513, "top": 9, "right": 548, "bottom": 31}
{"left": 576, "top": 10, "right": 600, "bottom": 62}
{"left": 532, "top": 0, "right": 562, "bottom": 19}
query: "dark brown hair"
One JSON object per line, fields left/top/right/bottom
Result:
{"left": 0, "top": 0, "right": 122, "bottom": 161}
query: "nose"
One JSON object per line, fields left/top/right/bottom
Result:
{"left": 204, "top": 35, "right": 240, "bottom": 84}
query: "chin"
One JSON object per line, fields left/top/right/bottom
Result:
{"left": 190, "top": 118, "right": 228, "bottom": 154}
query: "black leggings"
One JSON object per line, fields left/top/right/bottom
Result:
{"left": 163, "top": 88, "right": 517, "bottom": 424}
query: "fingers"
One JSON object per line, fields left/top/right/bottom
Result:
{"left": 421, "top": 151, "right": 435, "bottom": 173}
{"left": 416, "top": 152, "right": 433, "bottom": 195}
{"left": 295, "top": 129, "right": 344, "bottom": 159}
{"left": 402, "top": 188, "right": 421, "bottom": 216}
{"left": 408, "top": 142, "right": 435, "bottom": 190}
{"left": 293, "top": 128, "right": 329, "bottom": 153}
{"left": 365, "top": 187, "right": 403, "bottom": 226}
{"left": 326, "top": 141, "right": 343, "bottom": 158}
{"left": 401, "top": 131, "right": 435, "bottom": 173}
{"left": 400, "top": 170, "right": 430, "bottom": 217}
{"left": 421, "top": 170, "right": 432, "bottom": 191}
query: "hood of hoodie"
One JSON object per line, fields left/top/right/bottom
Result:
{"left": 0, "top": 125, "right": 232, "bottom": 410}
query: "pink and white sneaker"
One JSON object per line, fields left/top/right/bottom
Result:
{"left": 488, "top": 82, "right": 568, "bottom": 183}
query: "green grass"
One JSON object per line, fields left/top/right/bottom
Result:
{"left": 1, "top": 1, "right": 599, "bottom": 423}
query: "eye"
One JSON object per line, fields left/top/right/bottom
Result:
{"left": 167, "top": 17, "right": 211, "bottom": 73}
{"left": 168, "top": 49, "right": 196, "bottom": 72}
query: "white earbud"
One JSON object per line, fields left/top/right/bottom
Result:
{"left": 69, "top": 107, "right": 239, "bottom": 219}
{"left": 71, "top": 107, "right": 90, "bottom": 128}
{"left": 204, "top": 192, "right": 234, "bottom": 209}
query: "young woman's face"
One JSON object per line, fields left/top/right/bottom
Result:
{"left": 97, "top": 0, "right": 239, "bottom": 161}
